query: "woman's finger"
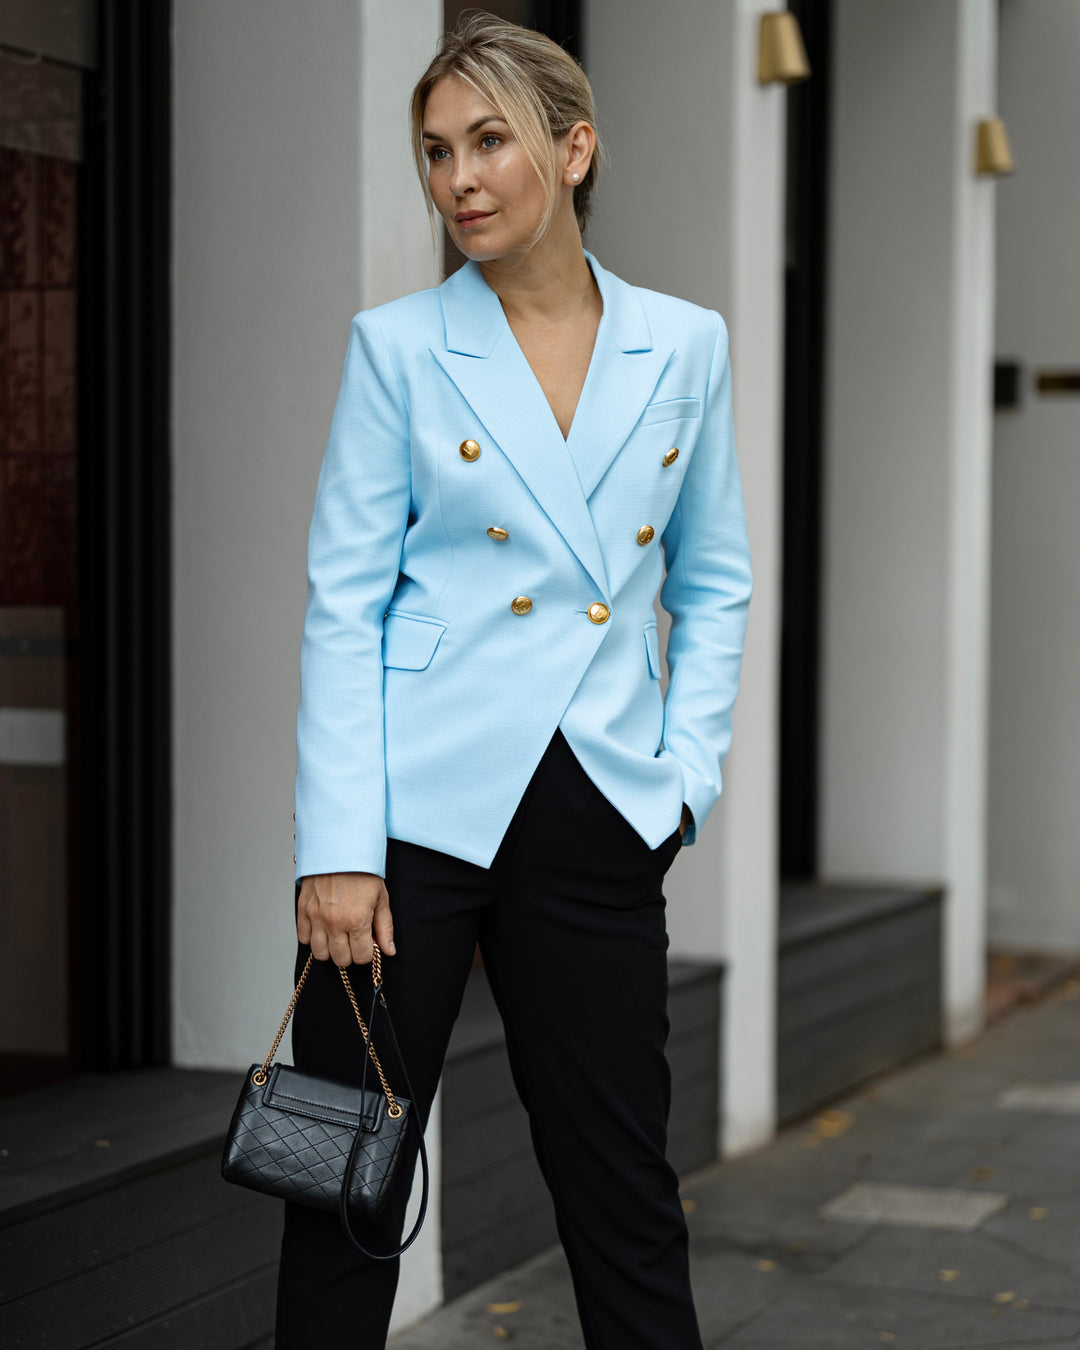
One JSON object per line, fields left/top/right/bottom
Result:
{"left": 308, "top": 921, "right": 330, "bottom": 962}
{"left": 328, "top": 927, "right": 354, "bottom": 968}
{"left": 372, "top": 895, "right": 396, "bottom": 956}
{"left": 348, "top": 924, "right": 374, "bottom": 967}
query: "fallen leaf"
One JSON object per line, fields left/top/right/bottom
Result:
{"left": 785, "top": 1240, "right": 806, "bottom": 1252}
{"left": 755, "top": 1259, "right": 776, "bottom": 1272}
{"left": 1027, "top": 1207, "right": 1048, "bottom": 1220}
{"left": 492, "top": 1327, "right": 510, "bottom": 1340}
{"left": 487, "top": 1302, "right": 520, "bottom": 1315}
{"left": 993, "top": 1291, "right": 1014, "bottom": 1304}
{"left": 813, "top": 1109, "right": 854, "bottom": 1138}
{"left": 1014, "top": 1298, "right": 1030, "bottom": 1310}
{"left": 970, "top": 1167, "right": 994, "bottom": 1182}
{"left": 879, "top": 1334, "right": 895, "bottom": 1343}
{"left": 93, "top": 1139, "right": 110, "bottom": 1148}
{"left": 937, "top": 1269, "right": 960, "bottom": 1282}
{"left": 681, "top": 1199, "right": 697, "bottom": 1213}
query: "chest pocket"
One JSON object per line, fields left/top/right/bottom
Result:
{"left": 382, "top": 611, "right": 447, "bottom": 670}
{"left": 639, "top": 397, "right": 701, "bottom": 427}
{"left": 644, "top": 621, "right": 663, "bottom": 679}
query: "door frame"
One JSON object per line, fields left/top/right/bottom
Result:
{"left": 76, "top": 0, "right": 173, "bottom": 1069}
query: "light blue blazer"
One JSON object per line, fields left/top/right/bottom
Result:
{"left": 294, "top": 249, "right": 753, "bottom": 882}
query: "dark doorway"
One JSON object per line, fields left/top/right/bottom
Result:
{"left": 779, "top": 0, "right": 833, "bottom": 881}
{"left": 0, "top": 0, "right": 172, "bottom": 1096}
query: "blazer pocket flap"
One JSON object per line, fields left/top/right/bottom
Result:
{"left": 382, "top": 611, "right": 447, "bottom": 670}
{"left": 644, "top": 621, "right": 663, "bottom": 679}
{"left": 639, "top": 397, "right": 701, "bottom": 427}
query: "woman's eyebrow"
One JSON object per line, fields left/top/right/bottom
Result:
{"left": 422, "top": 115, "right": 506, "bottom": 141}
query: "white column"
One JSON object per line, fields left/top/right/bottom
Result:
{"left": 585, "top": 0, "right": 786, "bottom": 1156}
{"left": 821, "top": 0, "right": 998, "bottom": 1045}
{"left": 171, "top": 0, "right": 442, "bottom": 1325}
{"left": 988, "top": 1, "right": 1080, "bottom": 956}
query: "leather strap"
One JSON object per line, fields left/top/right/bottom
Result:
{"left": 338, "top": 966, "right": 429, "bottom": 1260}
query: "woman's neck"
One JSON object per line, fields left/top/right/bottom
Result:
{"left": 478, "top": 217, "right": 600, "bottom": 327}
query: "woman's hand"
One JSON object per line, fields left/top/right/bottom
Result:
{"left": 678, "top": 803, "right": 693, "bottom": 838}
{"left": 297, "top": 872, "right": 396, "bottom": 967}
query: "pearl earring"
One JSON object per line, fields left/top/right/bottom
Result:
{"left": 572, "top": 172, "right": 580, "bottom": 182}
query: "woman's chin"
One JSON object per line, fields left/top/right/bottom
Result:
{"left": 452, "top": 233, "right": 505, "bottom": 263}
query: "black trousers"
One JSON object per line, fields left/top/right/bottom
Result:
{"left": 275, "top": 728, "right": 702, "bottom": 1350}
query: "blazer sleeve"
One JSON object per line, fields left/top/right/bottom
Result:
{"left": 294, "top": 311, "right": 411, "bottom": 881}
{"left": 658, "top": 311, "right": 753, "bottom": 845}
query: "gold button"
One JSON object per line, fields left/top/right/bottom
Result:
{"left": 487, "top": 526, "right": 509, "bottom": 541}
{"left": 587, "top": 602, "right": 610, "bottom": 624}
{"left": 662, "top": 446, "right": 680, "bottom": 466}
{"left": 459, "top": 439, "right": 481, "bottom": 461}
{"left": 636, "top": 525, "right": 655, "bottom": 546}
{"left": 511, "top": 595, "right": 533, "bottom": 615}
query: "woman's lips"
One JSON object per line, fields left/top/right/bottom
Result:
{"left": 455, "top": 211, "right": 495, "bottom": 229}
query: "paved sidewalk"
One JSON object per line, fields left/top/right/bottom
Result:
{"left": 391, "top": 981, "right": 1080, "bottom": 1348}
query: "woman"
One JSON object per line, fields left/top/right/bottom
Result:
{"left": 277, "top": 12, "right": 753, "bottom": 1349}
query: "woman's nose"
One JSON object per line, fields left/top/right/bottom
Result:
{"left": 449, "top": 157, "right": 478, "bottom": 197}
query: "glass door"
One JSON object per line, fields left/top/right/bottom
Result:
{"left": 0, "top": 5, "right": 95, "bottom": 1095}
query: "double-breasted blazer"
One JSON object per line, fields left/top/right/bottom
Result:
{"left": 293, "top": 249, "right": 753, "bottom": 882}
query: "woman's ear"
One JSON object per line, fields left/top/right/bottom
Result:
{"left": 563, "top": 120, "right": 596, "bottom": 184}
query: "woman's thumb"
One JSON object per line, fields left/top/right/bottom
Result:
{"left": 373, "top": 905, "right": 396, "bottom": 955}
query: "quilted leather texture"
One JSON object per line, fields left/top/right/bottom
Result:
{"left": 221, "top": 1062, "right": 410, "bottom": 1219}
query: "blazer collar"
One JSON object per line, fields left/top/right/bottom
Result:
{"left": 439, "top": 248, "right": 653, "bottom": 358}
{"left": 432, "top": 250, "right": 674, "bottom": 597}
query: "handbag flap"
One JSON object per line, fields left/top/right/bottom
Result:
{"left": 263, "top": 1063, "right": 385, "bottom": 1132}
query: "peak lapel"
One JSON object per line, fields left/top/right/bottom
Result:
{"left": 566, "top": 253, "right": 675, "bottom": 498}
{"left": 432, "top": 260, "right": 610, "bottom": 597}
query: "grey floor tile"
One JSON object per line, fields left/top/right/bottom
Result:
{"left": 819, "top": 1182, "right": 1010, "bottom": 1230}
{"left": 982, "top": 1193, "right": 1080, "bottom": 1275}
{"left": 942, "top": 1138, "right": 1080, "bottom": 1202}
{"left": 390, "top": 1246, "right": 584, "bottom": 1349}
{"left": 687, "top": 1248, "right": 801, "bottom": 1343}
{"left": 1006, "top": 1113, "right": 1080, "bottom": 1149}
{"left": 716, "top": 1281, "right": 1079, "bottom": 1347}
{"left": 997, "top": 1083, "right": 1080, "bottom": 1114}
{"left": 683, "top": 1168, "right": 877, "bottom": 1266}
{"left": 820, "top": 1224, "right": 1080, "bottom": 1311}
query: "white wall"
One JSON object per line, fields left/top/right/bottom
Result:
{"left": 171, "top": 0, "right": 442, "bottom": 1329}
{"left": 988, "top": 0, "right": 1080, "bottom": 954}
{"left": 586, "top": 0, "right": 785, "bottom": 1156}
{"left": 821, "top": 0, "right": 998, "bottom": 1043}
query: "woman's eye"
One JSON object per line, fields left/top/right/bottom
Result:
{"left": 480, "top": 134, "right": 501, "bottom": 149}
{"left": 427, "top": 147, "right": 449, "bottom": 162}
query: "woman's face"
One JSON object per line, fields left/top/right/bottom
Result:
{"left": 422, "top": 76, "right": 555, "bottom": 263}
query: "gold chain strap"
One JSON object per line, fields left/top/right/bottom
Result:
{"left": 251, "top": 947, "right": 403, "bottom": 1120}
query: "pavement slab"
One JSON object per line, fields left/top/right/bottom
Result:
{"left": 819, "top": 1182, "right": 1011, "bottom": 1230}
{"left": 714, "top": 1281, "right": 1079, "bottom": 1347}
{"left": 996, "top": 1082, "right": 1080, "bottom": 1114}
{"left": 819, "top": 1224, "right": 1080, "bottom": 1312}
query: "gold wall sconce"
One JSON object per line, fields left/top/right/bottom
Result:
{"left": 975, "top": 117, "right": 1015, "bottom": 176}
{"left": 758, "top": 11, "right": 811, "bottom": 85}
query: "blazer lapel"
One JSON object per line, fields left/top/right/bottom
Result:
{"left": 432, "top": 260, "right": 611, "bottom": 597}
{"left": 566, "top": 252, "right": 675, "bottom": 498}
{"left": 430, "top": 254, "right": 676, "bottom": 595}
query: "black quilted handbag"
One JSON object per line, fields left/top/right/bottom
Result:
{"left": 220, "top": 945, "right": 428, "bottom": 1259}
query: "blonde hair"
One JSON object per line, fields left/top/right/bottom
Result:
{"left": 410, "top": 10, "right": 603, "bottom": 245}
